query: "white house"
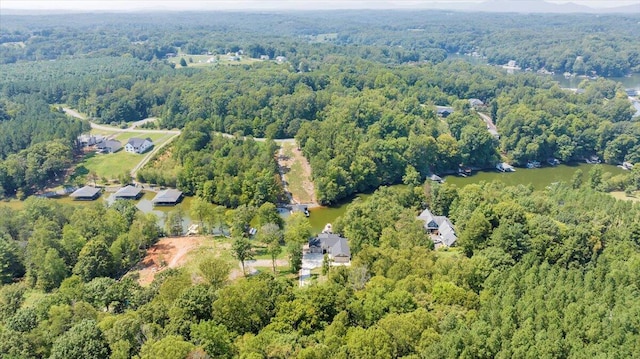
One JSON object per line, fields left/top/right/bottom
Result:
{"left": 125, "top": 137, "right": 153, "bottom": 154}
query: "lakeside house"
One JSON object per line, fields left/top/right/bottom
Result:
{"left": 114, "top": 185, "right": 143, "bottom": 200}
{"left": 307, "top": 233, "right": 351, "bottom": 264}
{"left": 417, "top": 208, "right": 457, "bottom": 248}
{"left": 69, "top": 186, "right": 102, "bottom": 201}
{"left": 125, "top": 137, "right": 154, "bottom": 154}
{"left": 152, "top": 188, "right": 183, "bottom": 206}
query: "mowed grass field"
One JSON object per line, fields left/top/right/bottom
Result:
{"left": 76, "top": 132, "right": 174, "bottom": 179}
{"left": 168, "top": 53, "right": 261, "bottom": 68}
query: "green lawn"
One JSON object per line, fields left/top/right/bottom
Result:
{"left": 113, "top": 132, "right": 168, "bottom": 143}
{"left": 74, "top": 133, "right": 174, "bottom": 181}
{"left": 77, "top": 151, "right": 141, "bottom": 179}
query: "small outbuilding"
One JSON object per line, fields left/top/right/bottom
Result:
{"left": 114, "top": 185, "right": 143, "bottom": 200}
{"left": 70, "top": 186, "right": 102, "bottom": 201}
{"left": 152, "top": 188, "right": 183, "bottom": 206}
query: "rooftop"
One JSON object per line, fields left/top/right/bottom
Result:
{"left": 310, "top": 233, "right": 351, "bottom": 258}
{"left": 114, "top": 185, "right": 142, "bottom": 198}
{"left": 70, "top": 186, "right": 101, "bottom": 198}
{"left": 152, "top": 188, "right": 183, "bottom": 203}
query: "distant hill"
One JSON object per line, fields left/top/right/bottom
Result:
{"left": 0, "top": 0, "right": 638, "bottom": 14}
{"left": 472, "top": 0, "right": 593, "bottom": 13}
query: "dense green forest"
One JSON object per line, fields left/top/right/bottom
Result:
{"left": 1, "top": 183, "right": 640, "bottom": 358}
{"left": 1, "top": 11, "right": 639, "bottom": 202}
{"left": 2, "top": 11, "right": 640, "bottom": 76}
{"left": 1, "top": 10, "right": 640, "bottom": 358}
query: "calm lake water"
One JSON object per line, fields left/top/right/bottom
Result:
{"left": 0, "top": 190, "right": 193, "bottom": 231}
{"left": 553, "top": 73, "right": 640, "bottom": 91}
{"left": 307, "top": 163, "right": 627, "bottom": 233}
{"left": 0, "top": 164, "right": 629, "bottom": 234}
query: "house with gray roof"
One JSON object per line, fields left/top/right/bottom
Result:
{"left": 114, "top": 185, "right": 143, "bottom": 200}
{"left": 97, "top": 139, "right": 122, "bottom": 153}
{"left": 308, "top": 233, "right": 351, "bottom": 264}
{"left": 417, "top": 208, "right": 457, "bottom": 248}
{"left": 70, "top": 186, "right": 102, "bottom": 201}
{"left": 152, "top": 188, "right": 183, "bottom": 206}
{"left": 125, "top": 137, "right": 153, "bottom": 154}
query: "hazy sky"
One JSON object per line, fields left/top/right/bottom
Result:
{"left": 1, "top": 0, "right": 639, "bottom": 11}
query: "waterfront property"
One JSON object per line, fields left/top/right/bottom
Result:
{"left": 307, "top": 233, "right": 351, "bottom": 264}
{"left": 114, "top": 185, "right": 143, "bottom": 200}
{"left": 69, "top": 186, "right": 102, "bottom": 201}
{"left": 418, "top": 208, "right": 457, "bottom": 248}
{"left": 152, "top": 188, "right": 183, "bottom": 206}
{"left": 496, "top": 162, "right": 516, "bottom": 172}
{"left": 430, "top": 174, "right": 444, "bottom": 183}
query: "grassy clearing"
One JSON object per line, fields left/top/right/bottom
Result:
{"left": 113, "top": 132, "right": 168, "bottom": 143}
{"left": 251, "top": 242, "right": 288, "bottom": 260}
{"left": 169, "top": 53, "right": 260, "bottom": 68}
{"left": 76, "top": 151, "right": 141, "bottom": 179}
{"left": 74, "top": 133, "right": 173, "bottom": 181}
{"left": 610, "top": 191, "right": 640, "bottom": 202}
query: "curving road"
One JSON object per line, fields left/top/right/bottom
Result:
{"left": 64, "top": 107, "right": 297, "bottom": 180}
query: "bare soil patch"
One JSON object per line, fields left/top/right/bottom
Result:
{"left": 137, "top": 236, "right": 210, "bottom": 286}
{"left": 278, "top": 143, "right": 317, "bottom": 205}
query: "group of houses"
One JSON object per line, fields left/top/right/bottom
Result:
{"left": 69, "top": 185, "right": 183, "bottom": 206}
{"left": 78, "top": 134, "right": 154, "bottom": 154}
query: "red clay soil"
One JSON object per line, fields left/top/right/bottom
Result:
{"left": 137, "top": 236, "right": 207, "bottom": 286}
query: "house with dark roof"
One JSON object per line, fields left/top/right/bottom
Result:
{"left": 125, "top": 137, "right": 153, "bottom": 154}
{"left": 113, "top": 185, "right": 143, "bottom": 200}
{"left": 152, "top": 188, "right": 183, "bottom": 206}
{"left": 308, "top": 233, "right": 351, "bottom": 264}
{"left": 417, "top": 208, "right": 457, "bottom": 248}
{"left": 97, "top": 139, "right": 122, "bottom": 153}
{"left": 435, "top": 106, "right": 454, "bottom": 118}
{"left": 69, "top": 186, "right": 102, "bottom": 201}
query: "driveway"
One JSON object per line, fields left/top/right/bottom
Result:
{"left": 302, "top": 252, "right": 323, "bottom": 269}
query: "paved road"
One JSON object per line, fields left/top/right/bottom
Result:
{"left": 64, "top": 107, "right": 295, "bottom": 143}
{"left": 477, "top": 111, "right": 497, "bottom": 131}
